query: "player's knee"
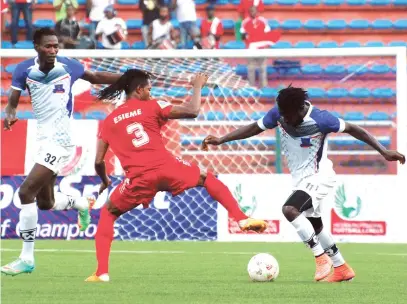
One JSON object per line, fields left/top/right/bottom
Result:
{"left": 307, "top": 217, "right": 323, "bottom": 234}
{"left": 282, "top": 190, "right": 313, "bottom": 221}
{"left": 18, "top": 187, "right": 35, "bottom": 204}
{"left": 36, "top": 199, "right": 54, "bottom": 210}
{"left": 281, "top": 205, "right": 299, "bottom": 221}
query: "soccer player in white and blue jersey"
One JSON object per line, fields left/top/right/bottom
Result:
{"left": 202, "top": 85, "right": 405, "bottom": 282}
{"left": 1, "top": 27, "right": 122, "bottom": 276}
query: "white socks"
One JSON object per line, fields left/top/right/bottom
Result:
{"left": 52, "top": 192, "right": 88, "bottom": 211}
{"left": 317, "top": 228, "right": 345, "bottom": 267}
{"left": 291, "top": 214, "right": 325, "bottom": 257}
{"left": 19, "top": 203, "right": 38, "bottom": 264}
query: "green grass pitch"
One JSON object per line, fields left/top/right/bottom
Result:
{"left": 1, "top": 240, "right": 406, "bottom": 304}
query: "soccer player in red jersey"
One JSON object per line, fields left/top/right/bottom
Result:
{"left": 85, "top": 70, "right": 267, "bottom": 282}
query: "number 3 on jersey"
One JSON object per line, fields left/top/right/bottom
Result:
{"left": 127, "top": 122, "right": 149, "bottom": 147}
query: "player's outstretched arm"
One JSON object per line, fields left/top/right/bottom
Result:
{"left": 4, "top": 89, "right": 21, "bottom": 131}
{"left": 344, "top": 122, "right": 405, "bottom": 164}
{"left": 82, "top": 70, "right": 122, "bottom": 85}
{"left": 167, "top": 73, "right": 208, "bottom": 119}
{"left": 95, "top": 139, "right": 112, "bottom": 194}
{"left": 202, "top": 122, "right": 264, "bottom": 151}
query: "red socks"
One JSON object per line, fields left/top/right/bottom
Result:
{"left": 95, "top": 206, "right": 117, "bottom": 276}
{"left": 204, "top": 173, "right": 248, "bottom": 221}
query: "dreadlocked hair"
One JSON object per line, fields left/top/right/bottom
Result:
{"left": 276, "top": 85, "right": 308, "bottom": 113}
{"left": 97, "top": 69, "right": 151, "bottom": 102}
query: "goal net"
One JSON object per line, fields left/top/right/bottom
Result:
{"left": 1, "top": 48, "right": 406, "bottom": 241}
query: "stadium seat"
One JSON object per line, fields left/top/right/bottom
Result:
{"left": 222, "top": 19, "right": 235, "bottom": 30}
{"left": 33, "top": 19, "right": 55, "bottom": 28}
{"left": 388, "top": 41, "right": 407, "bottom": 47}
{"left": 166, "top": 87, "right": 188, "bottom": 98}
{"left": 394, "top": 0, "right": 407, "bottom": 5}
{"left": 151, "top": 87, "right": 166, "bottom": 97}
{"left": 5, "top": 64, "right": 17, "bottom": 74}
{"left": 300, "top": 0, "right": 321, "bottom": 5}
{"left": 266, "top": 66, "right": 277, "bottom": 75}
{"left": 273, "top": 41, "right": 292, "bottom": 48}
{"left": 347, "top": 64, "right": 368, "bottom": 75}
{"left": 367, "top": 112, "right": 390, "bottom": 120}
{"left": 372, "top": 88, "right": 395, "bottom": 98}
{"left": 14, "top": 40, "right": 33, "bottom": 49}
{"left": 282, "top": 19, "right": 302, "bottom": 30}
{"left": 365, "top": 41, "right": 385, "bottom": 47}
{"left": 346, "top": 0, "right": 366, "bottom": 5}
{"left": 330, "top": 111, "right": 342, "bottom": 118}
{"left": 370, "top": 64, "right": 391, "bottom": 74}
{"left": 121, "top": 41, "right": 130, "bottom": 49}
{"left": 268, "top": 19, "right": 280, "bottom": 29}
{"left": 341, "top": 41, "right": 361, "bottom": 48}
{"left": 248, "top": 137, "right": 276, "bottom": 146}
{"left": 276, "top": 0, "right": 297, "bottom": 5}
{"left": 171, "top": 19, "right": 179, "bottom": 28}
{"left": 213, "top": 87, "right": 234, "bottom": 98}
{"left": 318, "top": 41, "right": 339, "bottom": 48}
{"left": 215, "top": 0, "right": 229, "bottom": 4}
{"left": 343, "top": 111, "right": 364, "bottom": 120}
{"left": 323, "top": 0, "right": 344, "bottom": 5}
{"left": 324, "top": 65, "right": 346, "bottom": 74}
{"left": 372, "top": 19, "right": 393, "bottom": 30}
{"left": 0, "top": 88, "right": 6, "bottom": 96}
{"left": 304, "top": 20, "right": 325, "bottom": 30}
{"left": 237, "top": 87, "right": 260, "bottom": 98}
{"left": 85, "top": 111, "right": 107, "bottom": 120}
{"left": 307, "top": 88, "right": 325, "bottom": 98}
{"left": 37, "top": 0, "right": 50, "bottom": 3}
{"left": 206, "top": 111, "right": 225, "bottom": 121}
{"left": 348, "top": 19, "right": 370, "bottom": 29}
{"left": 302, "top": 64, "right": 322, "bottom": 74}
{"left": 72, "top": 112, "right": 82, "bottom": 119}
{"left": 260, "top": 87, "right": 279, "bottom": 98}
{"left": 263, "top": 0, "right": 275, "bottom": 4}
{"left": 16, "top": 111, "right": 35, "bottom": 120}
{"left": 369, "top": 0, "right": 391, "bottom": 5}
{"left": 327, "top": 88, "right": 348, "bottom": 98}
{"left": 201, "top": 87, "right": 210, "bottom": 97}
{"left": 132, "top": 41, "right": 146, "bottom": 49}
{"left": 327, "top": 20, "right": 346, "bottom": 30}
{"left": 77, "top": 0, "right": 86, "bottom": 4}
{"left": 6, "top": 19, "right": 26, "bottom": 28}
{"left": 195, "top": 0, "right": 207, "bottom": 4}
{"left": 227, "top": 111, "right": 249, "bottom": 121}
{"left": 393, "top": 19, "right": 407, "bottom": 30}
{"left": 126, "top": 19, "right": 142, "bottom": 29}
{"left": 222, "top": 40, "right": 245, "bottom": 49}
{"left": 295, "top": 41, "right": 316, "bottom": 48}
{"left": 251, "top": 111, "right": 267, "bottom": 120}
{"left": 1, "top": 41, "right": 12, "bottom": 48}
{"left": 235, "top": 64, "right": 248, "bottom": 76}
{"left": 118, "top": 0, "right": 138, "bottom": 4}
{"left": 350, "top": 88, "right": 371, "bottom": 98}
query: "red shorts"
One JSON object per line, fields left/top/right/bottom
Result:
{"left": 110, "top": 157, "right": 201, "bottom": 213}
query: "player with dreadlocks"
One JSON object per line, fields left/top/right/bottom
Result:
{"left": 85, "top": 69, "right": 267, "bottom": 282}
{"left": 203, "top": 85, "right": 405, "bottom": 282}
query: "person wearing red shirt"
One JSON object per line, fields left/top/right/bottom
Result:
{"left": 85, "top": 69, "right": 267, "bottom": 282}
{"left": 9, "top": 0, "right": 34, "bottom": 45}
{"left": 200, "top": 5, "right": 224, "bottom": 49}
{"left": 238, "top": 0, "right": 264, "bottom": 19}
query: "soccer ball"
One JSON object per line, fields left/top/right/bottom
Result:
{"left": 247, "top": 253, "right": 280, "bottom": 282}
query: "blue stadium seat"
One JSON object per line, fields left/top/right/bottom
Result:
{"left": 389, "top": 41, "right": 407, "bottom": 47}
{"left": 171, "top": 19, "right": 179, "bottom": 28}
{"left": 77, "top": 0, "right": 86, "bottom": 4}
{"left": 369, "top": 0, "right": 391, "bottom": 5}
{"left": 300, "top": 0, "right": 321, "bottom": 4}
{"left": 235, "top": 64, "right": 248, "bottom": 76}
{"left": 263, "top": 0, "right": 275, "bottom": 4}
{"left": 6, "top": 19, "right": 26, "bottom": 28}
{"left": 222, "top": 19, "right": 235, "bottom": 30}
{"left": 132, "top": 41, "right": 146, "bottom": 49}
{"left": 330, "top": 111, "right": 342, "bottom": 118}
{"left": 343, "top": 111, "right": 364, "bottom": 120}
{"left": 394, "top": 0, "right": 407, "bottom": 5}
{"left": 85, "top": 111, "right": 107, "bottom": 120}
{"left": 318, "top": 41, "right": 339, "bottom": 48}
{"left": 251, "top": 111, "right": 267, "bottom": 120}
{"left": 350, "top": 88, "right": 371, "bottom": 98}
{"left": 118, "top": 0, "right": 138, "bottom": 4}
{"left": 347, "top": 64, "right": 368, "bottom": 74}
{"left": 16, "top": 111, "right": 35, "bottom": 120}
{"left": 304, "top": 19, "right": 325, "bottom": 30}
{"left": 151, "top": 87, "right": 166, "bottom": 97}
{"left": 222, "top": 40, "right": 245, "bottom": 49}
{"left": 307, "top": 88, "right": 325, "bottom": 98}
{"left": 268, "top": 19, "right": 280, "bottom": 29}
{"left": 273, "top": 41, "right": 292, "bottom": 48}
{"left": 1, "top": 41, "right": 12, "bottom": 48}
{"left": 367, "top": 112, "right": 390, "bottom": 120}
{"left": 295, "top": 41, "right": 316, "bottom": 48}
{"left": 393, "top": 19, "right": 407, "bottom": 30}
{"left": 324, "top": 65, "right": 346, "bottom": 74}
{"left": 72, "top": 112, "right": 82, "bottom": 119}
{"left": 195, "top": 0, "right": 207, "bottom": 4}
{"left": 248, "top": 137, "right": 276, "bottom": 146}
{"left": 0, "top": 88, "right": 6, "bottom": 96}
{"left": 370, "top": 64, "right": 391, "bottom": 74}
{"left": 330, "top": 138, "right": 358, "bottom": 146}
{"left": 372, "top": 88, "right": 395, "bottom": 98}
{"left": 260, "top": 87, "right": 279, "bottom": 98}
{"left": 276, "top": 0, "right": 297, "bottom": 4}
{"left": 349, "top": 19, "right": 370, "bottom": 29}
{"left": 14, "top": 41, "right": 34, "bottom": 49}
{"left": 341, "top": 41, "right": 361, "bottom": 48}
{"left": 33, "top": 19, "right": 55, "bottom": 28}
{"left": 237, "top": 87, "right": 260, "bottom": 98}
{"left": 201, "top": 87, "right": 210, "bottom": 97}
{"left": 365, "top": 41, "right": 385, "bottom": 47}
{"left": 5, "top": 64, "right": 17, "bottom": 73}
{"left": 215, "top": 0, "right": 229, "bottom": 4}
{"left": 126, "top": 19, "right": 142, "bottom": 29}
{"left": 346, "top": 0, "right": 366, "bottom": 4}
{"left": 213, "top": 87, "right": 234, "bottom": 98}
{"left": 166, "top": 87, "right": 188, "bottom": 98}
{"left": 323, "top": 0, "right": 344, "bottom": 5}
{"left": 267, "top": 66, "right": 277, "bottom": 75}
{"left": 302, "top": 64, "right": 322, "bottom": 74}
{"left": 327, "top": 20, "right": 346, "bottom": 30}
{"left": 228, "top": 111, "right": 249, "bottom": 121}
{"left": 37, "top": 0, "right": 50, "bottom": 3}
{"left": 372, "top": 19, "right": 392, "bottom": 29}
{"left": 327, "top": 88, "right": 348, "bottom": 98}
{"left": 282, "top": 19, "right": 303, "bottom": 30}
{"left": 121, "top": 41, "right": 130, "bottom": 49}
{"left": 206, "top": 111, "right": 225, "bottom": 121}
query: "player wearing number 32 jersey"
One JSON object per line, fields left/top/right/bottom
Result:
{"left": 85, "top": 69, "right": 267, "bottom": 282}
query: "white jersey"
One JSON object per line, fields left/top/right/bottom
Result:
{"left": 257, "top": 101, "right": 346, "bottom": 186}
{"left": 11, "top": 56, "right": 85, "bottom": 146}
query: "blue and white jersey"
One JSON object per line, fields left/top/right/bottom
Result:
{"left": 11, "top": 56, "right": 85, "bottom": 146}
{"left": 257, "top": 101, "right": 346, "bottom": 185}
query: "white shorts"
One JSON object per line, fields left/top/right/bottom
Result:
{"left": 294, "top": 175, "right": 336, "bottom": 218}
{"left": 34, "top": 142, "right": 75, "bottom": 175}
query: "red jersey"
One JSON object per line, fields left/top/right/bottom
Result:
{"left": 238, "top": 0, "right": 264, "bottom": 19}
{"left": 98, "top": 98, "right": 174, "bottom": 176}
{"left": 241, "top": 16, "right": 280, "bottom": 49}
{"left": 200, "top": 17, "right": 224, "bottom": 49}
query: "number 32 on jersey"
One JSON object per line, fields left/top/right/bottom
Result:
{"left": 127, "top": 122, "right": 149, "bottom": 147}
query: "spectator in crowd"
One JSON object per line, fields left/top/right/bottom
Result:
{"left": 95, "top": 5, "right": 127, "bottom": 49}
{"left": 171, "top": 0, "right": 200, "bottom": 49}
{"left": 53, "top": 0, "right": 78, "bottom": 22}
{"left": 200, "top": 5, "right": 223, "bottom": 49}
{"left": 9, "top": 0, "right": 34, "bottom": 46}
{"left": 240, "top": 6, "right": 270, "bottom": 88}
{"left": 148, "top": 5, "right": 177, "bottom": 49}
{"left": 55, "top": 4, "right": 80, "bottom": 49}
{"left": 87, "top": 0, "right": 114, "bottom": 39}
{"left": 139, "top": 0, "right": 165, "bottom": 46}
{"left": 1, "top": 0, "right": 9, "bottom": 36}
{"left": 236, "top": 0, "right": 264, "bottom": 41}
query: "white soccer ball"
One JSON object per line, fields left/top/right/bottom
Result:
{"left": 247, "top": 253, "right": 280, "bottom": 282}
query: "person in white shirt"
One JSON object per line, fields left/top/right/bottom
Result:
{"left": 87, "top": 0, "right": 114, "bottom": 38}
{"left": 148, "top": 5, "right": 177, "bottom": 49}
{"left": 203, "top": 85, "right": 405, "bottom": 282}
{"left": 95, "top": 5, "right": 127, "bottom": 49}
{"left": 171, "top": 0, "right": 200, "bottom": 49}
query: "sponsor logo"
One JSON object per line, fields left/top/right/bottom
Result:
{"left": 300, "top": 137, "right": 312, "bottom": 148}
{"left": 53, "top": 84, "right": 65, "bottom": 93}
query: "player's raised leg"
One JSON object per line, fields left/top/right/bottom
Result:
{"left": 282, "top": 190, "right": 332, "bottom": 281}
{"left": 308, "top": 217, "right": 355, "bottom": 282}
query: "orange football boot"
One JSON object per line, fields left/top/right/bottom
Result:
{"left": 239, "top": 218, "right": 267, "bottom": 233}
{"left": 322, "top": 263, "right": 355, "bottom": 282}
{"left": 314, "top": 253, "right": 333, "bottom": 281}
